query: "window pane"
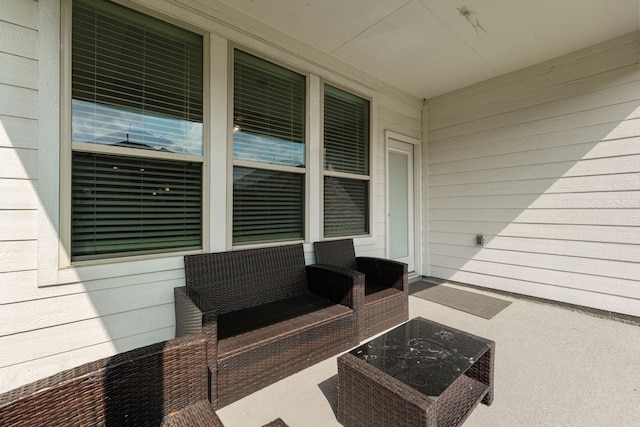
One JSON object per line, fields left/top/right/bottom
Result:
{"left": 233, "top": 50, "right": 306, "bottom": 167}
{"left": 324, "top": 177, "right": 369, "bottom": 237}
{"left": 233, "top": 167, "right": 304, "bottom": 244}
{"left": 72, "top": 0, "right": 203, "bottom": 155}
{"left": 324, "top": 85, "right": 369, "bottom": 175}
{"left": 72, "top": 152, "right": 202, "bottom": 259}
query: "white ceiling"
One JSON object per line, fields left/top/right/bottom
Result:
{"left": 216, "top": 0, "right": 640, "bottom": 99}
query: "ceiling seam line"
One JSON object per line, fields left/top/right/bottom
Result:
{"left": 329, "top": 0, "right": 414, "bottom": 54}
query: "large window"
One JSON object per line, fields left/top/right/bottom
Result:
{"left": 323, "top": 84, "right": 370, "bottom": 237}
{"left": 232, "top": 49, "right": 306, "bottom": 244}
{"left": 70, "top": 0, "right": 204, "bottom": 260}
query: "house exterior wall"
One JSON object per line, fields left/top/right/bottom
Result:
{"left": 0, "top": 0, "right": 422, "bottom": 393}
{"left": 1, "top": 1, "right": 38, "bottom": 272}
{"left": 427, "top": 31, "right": 640, "bottom": 317}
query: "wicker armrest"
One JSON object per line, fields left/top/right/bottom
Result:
{"left": 356, "top": 257, "right": 408, "bottom": 291}
{"left": 174, "top": 286, "right": 218, "bottom": 337}
{"left": 0, "top": 334, "right": 215, "bottom": 426}
{"left": 174, "top": 286, "right": 219, "bottom": 406}
{"left": 306, "top": 264, "right": 365, "bottom": 311}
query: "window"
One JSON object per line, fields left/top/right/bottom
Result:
{"left": 70, "top": 0, "right": 204, "bottom": 260}
{"left": 323, "top": 84, "right": 371, "bottom": 237}
{"left": 232, "top": 49, "right": 306, "bottom": 244}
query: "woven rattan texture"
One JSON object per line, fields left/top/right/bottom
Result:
{"left": 177, "top": 243, "right": 361, "bottom": 408}
{"left": 314, "top": 238, "right": 359, "bottom": 270}
{"left": 184, "top": 244, "right": 308, "bottom": 315}
{"left": 314, "top": 239, "right": 409, "bottom": 340}
{"left": 161, "top": 401, "right": 223, "bottom": 427}
{"left": 338, "top": 353, "right": 436, "bottom": 427}
{"left": 337, "top": 320, "right": 495, "bottom": 427}
{"left": 0, "top": 335, "right": 220, "bottom": 427}
{"left": 217, "top": 308, "right": 354, "bottom": 407}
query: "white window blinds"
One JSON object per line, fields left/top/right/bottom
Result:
{"left": 72, "top": 0, "right": 203, "bottom": 154}
{"left": 323, "top": 84, "right": 370, "bottom": 237}
{"left": 232, "top": 50, "right": 306, "bottom": 244}
{"left": 70, "top": 0, "right": 204, "bottom": 260}
{"left": 72, "top": 152, "right": 202, "bottom": 258}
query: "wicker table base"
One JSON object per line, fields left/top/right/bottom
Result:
{"left": 337, "top": 317, "right": 494, "bottom": 427}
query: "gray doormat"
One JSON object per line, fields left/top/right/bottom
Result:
{"left": 410, "top": 281, "right": 512, "bottom": 319}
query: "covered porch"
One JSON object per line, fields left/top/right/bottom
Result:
{"left": 217, "top": 282, "right": 640, "bottom": 426}
{"left": 1, "top": 1, "right": 640, "bottom": 421}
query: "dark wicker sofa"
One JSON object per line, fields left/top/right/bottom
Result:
{"left": 174, "top": 243, "right": 363, "bottom": 408}
{"left": 0, "top": 334, "right": 223, "bottom": 427}
{"left": 314, "top": 238, "right": 408, "bottom": 341}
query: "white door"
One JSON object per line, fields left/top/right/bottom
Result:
{"left": 387, "top": 138, "right": 416, "bottom": 272}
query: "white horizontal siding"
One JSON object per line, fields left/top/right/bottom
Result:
{"left": 426, "top": 32, "right": 640, "bottom": 316}
{"left": 0, "top": 0, "right": 38, "bottom": 30}
{"left": 0, "top": 277, "right": 183, "bottom": 337}
{"left": 0, "top": 84, "right": 38, "bottom": 119}
{"left": 0, "top": 304, "right": 176, "bottom": 368}
{"left": 0, "top": 269, "right": 186, "bottom": 306}
{"left": 0, "top": 179, "right": 38, "bottom": 209}
{"left": 0, "top": 326, "right": 173, "bottom": 395}
{"left": 0, "top": 0, "right": 39, "bottom": 302}
{"left": 0, "top": 20, "right": 38, "bottom": 59}
{"left": 429, "top": 32, "right": 640, "bottom": 121}
{"left": 430, "top": 173, "right": 640, "bottom": 198}
{"left": 0, "top": 241, "right": 37, "bottom": 272}
{"left": 0, "top": 52, "right": 38, "bottom": 89}
{"left": 431, "top": 81, "right": 640, "bottom": 142}
{"left": 0, "top": 147, "right": 37, "bottom": 179}
{"left": 0, "top": 210, "right": 37, "bottom": 241}
{"left": 0, "top": 115, "right": 38, "bottom": 149}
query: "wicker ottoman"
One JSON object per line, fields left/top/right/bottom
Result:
{"left": 337, "top": 317, "right": 494, "bottom": 427}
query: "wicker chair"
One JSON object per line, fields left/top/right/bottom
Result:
{"left": 0, "top": 334, "right": 223, "bottom": 427}
{"left": 314, "top": 239, "right": 408, "bottom": 341}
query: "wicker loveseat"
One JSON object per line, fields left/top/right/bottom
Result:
{"left": 0, "top": 334, "right": 223, "bottom": 427}
{"left": 314, "top": 238, "right": 408, "bottom": 341}
{"left": 174, "top": 243, "right": 363, "bottom": 408}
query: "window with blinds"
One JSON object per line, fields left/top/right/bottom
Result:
{"left": 232, "top": 168, "right": 304, "bottom": 244}
{"left": 70, "top": 0, "right": 204, "bottom": 260}
{"left": 72, "top": 152, "right": 202, "bottom": 257}
{"left": 232, "top": 49, "right": 307, "bottom": 244}
{"left": 323, "top": 84, "right": 371, "bottom": 237}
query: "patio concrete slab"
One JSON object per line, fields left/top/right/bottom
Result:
{"left": 216, "top": 284, "right": 640, "bottom": 426}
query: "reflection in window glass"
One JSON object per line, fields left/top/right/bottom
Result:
{"left": 72, "top": 0, "right": 203, "bottom": 156}
{"left": 233, "top": 131, "right": 304, "bottom": 167}
{"left": 72, "top": 99, "right": 203, "bottom": 155}
{"left": 233, "top": 50, "right": 306, "bottom": 167}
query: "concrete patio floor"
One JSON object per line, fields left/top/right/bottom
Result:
{"left": 216, "top": 281, "right": 640, "bottom": 426}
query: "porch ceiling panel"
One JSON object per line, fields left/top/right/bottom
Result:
{"left": 216, "top": 0, "right": 639, "bottom": 99}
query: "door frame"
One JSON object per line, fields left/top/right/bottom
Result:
{"left": 385, "top": 130, "right": 422, "bottom": 277}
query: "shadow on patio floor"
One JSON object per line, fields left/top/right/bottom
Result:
{"left": 216, "top": 284, "right": 640, "bottom": 426}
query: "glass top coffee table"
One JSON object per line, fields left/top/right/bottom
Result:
{"left": 337, "top": 317, "right": 494, "bottom": 426}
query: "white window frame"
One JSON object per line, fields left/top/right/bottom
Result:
{"left": 320, "top": 80, "right": 374, "bottom": 240}
{"left": 37, "top": 0, "right": 212, "bottom": 286}
{"left": 228, "top": 45, "right": 310, "bottom": 248}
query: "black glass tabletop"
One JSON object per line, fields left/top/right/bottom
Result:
{"left": 349, "top": 317, "right": 491, "bottom": 399}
